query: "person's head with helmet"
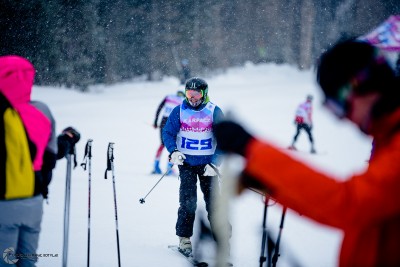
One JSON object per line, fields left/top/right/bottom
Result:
{"left": 317, "top": 39, "right": 400, "bottom": 134}
{"left": 306, "top": 94, "right": 313, "bottom": 102}
{"left": 184, "top": 77, "right": 209, "bottom": 107}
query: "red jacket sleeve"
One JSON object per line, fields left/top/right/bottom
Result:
{"left": 244, "top": 136, "right": 400, "bottom": 230}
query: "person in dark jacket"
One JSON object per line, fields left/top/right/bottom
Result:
{"left": 180, "top": 59, "right": 191, "bottom": 85}
{"left": 162, "top": 77, "right": 224, "bottom": 255}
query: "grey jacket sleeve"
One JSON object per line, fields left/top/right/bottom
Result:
{"left": 31, "top": 100, "right": 57, "bottom": 154}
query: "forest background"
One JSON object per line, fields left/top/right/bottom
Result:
{"left": 1, "top": 0, "right": 399, "bottom": 90}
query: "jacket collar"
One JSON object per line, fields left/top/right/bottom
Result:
{"left": 369, "top": 108, "right": 400, "bottom": 144}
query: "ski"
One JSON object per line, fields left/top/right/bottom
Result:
{"left": 287, "top": 146, "right": 326, "bottom": 155}
{"left": 168, "top": 245, "right": 208, "bottom": 267}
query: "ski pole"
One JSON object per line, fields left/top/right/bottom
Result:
{"left": 272, "top": 206, "right": 287, "bottom": 267}
{"left": 213, "top": 154, "right": 242, "bottom": 267}
{"left": 63, "top": 143, "right": 78, "bottom": 267}
{"left": 104, "top": 142, "right": 121, "bottom": 267}
{"left": 139, "top": 163, "right": 174, "bottom": 204}
{"left": 62, "top": 154, "right": 71, "bottom": 267}
{"left": 81, "top": 139, "right": 93, "bottom": 267}
{"left": 259, "top": 196, "right": 271, "bottom": 267}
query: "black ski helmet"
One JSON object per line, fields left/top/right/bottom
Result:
{"left": 185, "top": 77, "right": 208, "bottom": 105}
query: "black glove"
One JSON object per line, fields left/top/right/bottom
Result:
{"left": 214, "top": 120, "right": 254, "bottom": 156}
{"left": 62, "top": 127, "right": 81, "bottom": 144}
{"left": 57, "top": 127, "right": 81, "bottom": 159}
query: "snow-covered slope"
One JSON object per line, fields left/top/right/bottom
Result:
{"left": 34, "top": 62, "right": 372, "bottom": 267}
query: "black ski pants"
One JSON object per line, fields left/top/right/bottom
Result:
{"left": 293, "top": 123, "right": 313, "bottom": 143}
{"left": 176, "top": 164, "right": 218, "bottom": 238}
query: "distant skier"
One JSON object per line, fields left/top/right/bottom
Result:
{"left": 152, "top": 90, "right": 185, "bottom": 175}
{"left": 289, "top": 94, "right": 316, "bottom": 153}
{"left": 180, "top": 59, "right": 191, "bottom": 85}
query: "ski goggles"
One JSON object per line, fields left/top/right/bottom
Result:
{"left": 185, "top": 89, "right": 203, "bottom": 100}
{"left": 323, "top": 84, "right": 352, "bottom": 119}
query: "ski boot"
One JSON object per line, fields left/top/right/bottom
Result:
{"left": 288, "top": 144, "right": 297, "bottom": 150}
{"left": 178, "top": 237, "right": 192, "bottom": 256}
{"left": 151, "top": 159, "right": 162, "bottom": 174}
{"left": 310, "top": 143, "right": 316, "bottom": 154}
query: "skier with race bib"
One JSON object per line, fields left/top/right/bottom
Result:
{"left": 289, "top": 94, "right": 316, "bottom": 153}
{"left": 162, "top": 77, "right": 224, "bottom": 255}
{"left": 152, "top": 90, "right": 185, "bottom": 175}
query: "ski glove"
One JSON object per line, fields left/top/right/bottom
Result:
{"left": 62, "top": 127, "right": 81, "bottom": 145}
{"left": 214, "top": 120, "right": 254, "bottom": 156}
{"left": 57, "top": 127, "right": 81, "bottom": 159}
{"left": 169, "top": 150, "right": 186, "bottom": 165}
{"left": 203, "top": 164, "right": 219, "bottom": 176}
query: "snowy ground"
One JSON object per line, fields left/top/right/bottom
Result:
{"left": 33, "top": 62, "right": 372, "bottom": 267}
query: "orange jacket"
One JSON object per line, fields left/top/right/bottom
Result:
{"left": 244, "top": 109, "right": 400, "bottom": 267}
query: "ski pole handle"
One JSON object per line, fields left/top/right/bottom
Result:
{"left": 108, "top": 142, "right": 114, "bottom": 162}
{"left": 87, "top": 139, "right": 93, "bottom": 157}
{"left": 105, "top": 142, "right": 115, "bottom": 179}
{"left": 81, "top": 139, "right": 93, "bottom": 170}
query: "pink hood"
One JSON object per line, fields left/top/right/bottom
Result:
{"left": 0, "top": 55, "right": 51, "bottom": 170}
